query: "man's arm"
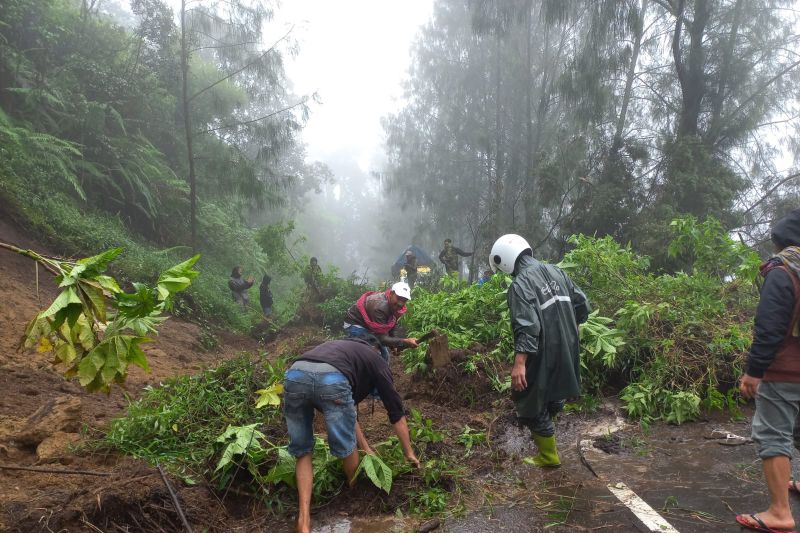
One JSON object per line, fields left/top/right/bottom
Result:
{"left": 511, "top": 352, "right": 528, "bottom": 391}
{"left": 355, "top": 420, "right": 373, "bottom": 454}
{"left": 438, "top": 249, "right": 447, "bottom": 263}
{"left": 392, "top": 416, "right": 420, "bottom": 467}
{"left": 455, "top": 247, "right": 473, "bottom": 257}
{"left": 508, "top": 283, "right": 541, "bottom": 355}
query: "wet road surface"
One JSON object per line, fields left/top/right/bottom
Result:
{"left": 313, "top": 404, "right": 800, "bottom": 532}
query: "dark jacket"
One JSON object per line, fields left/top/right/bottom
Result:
{"left": 344, "top": 292, "right": 405, "bottom": 347}
{"left": 259, "top": 282, "right": 273, "bottom": 309}
{"left": 748, "top": 208, "right": 800, "bottom": 380}
{"left": 508, "top": 255, "right": 590, "bottom": 418}
{"left": 297, "top": 339, "right": 406, "bottom": 423}
{"left": 439, "top": 245, "right": 472, "bottom": 273}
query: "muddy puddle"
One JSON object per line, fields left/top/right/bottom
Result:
{"left": 312, "top": 402, "right": 800, "bottom": 532}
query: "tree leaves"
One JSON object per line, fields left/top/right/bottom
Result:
{"left": 23, "top": 248, "right": 198, "bottom": 393}
{"left": 214, "top": 424, "right": 266, "bottom": 472}
{"left": 254, "top": 383, "right": 283, "bottom": 408}
{"left": 356, "top": 454, "right": 393, "bottom": 494}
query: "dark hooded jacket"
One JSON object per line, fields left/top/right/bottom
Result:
{"left": 508, "top": 254, "right": 590, "bottom": 418}
{"left": 747, "top": 208, "right": 800, "bottom": 380}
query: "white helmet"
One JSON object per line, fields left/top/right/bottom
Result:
{"left": 391, "top": 281, "right": 412, "bottom": 300}
{"left": 489, "top": 234, "right": 531, "bottom": 274}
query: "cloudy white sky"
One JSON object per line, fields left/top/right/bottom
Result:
{"left": 266, "top": 1, "right": 434, "bottom": 172}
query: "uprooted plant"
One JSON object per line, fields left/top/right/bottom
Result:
{"left": 1, "top": 243, "right": 198, "bottom": 392}
{"left": 96, "top": 356, "right": 461, "bottom": 516}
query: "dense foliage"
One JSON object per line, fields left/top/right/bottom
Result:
{"left": 99, "top": 356, "right": 459, "bottom": 515}
{"left": 402, "top": 217, "right": 759, "bottom": 424}
{"left": 0, "top": 0, "right": 326, "bottom": 330}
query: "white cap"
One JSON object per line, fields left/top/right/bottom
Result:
{"left": 391, "top": 281, "right": 411, "bottom": 300}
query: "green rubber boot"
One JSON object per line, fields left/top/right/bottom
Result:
{"left": 525, "top": 434, "right": 560, "bottom": 467}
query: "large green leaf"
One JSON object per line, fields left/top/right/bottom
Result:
{"left": 214, "top": 424, "right": 266, "bottom": 472}
{"left": 265, "top": 447, "right": 297, "bottom": 487}
{"left": 41, "top": 287, "right": 81, "bottom": 318}
{"left": 356, "top": 454, "right": 393, "bottom": 494}
{"left": 76, "top": 248, "right": 124, "bottom": 276}
{"left": 156, "top": 255, "right": 200, "bottom": 301}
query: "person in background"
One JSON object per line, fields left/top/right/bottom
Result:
{"left": 284, "top": 336, "right": 420, "bottom": 533}
{"left": 303, "top": 257, "right": 323, "bottom": 300}
{"left": 259, "top": 274, "right": 273, "bottom": 317}
{"left": 736, "top": 209, "right": 800, "bottom": 533}
{"left": 477, "top": 269, "right": 493, "bottom": 285}
{"left": 403, "top": 249, "right": 418, "bottom": 289}
{"left": 343, "top": 281, "right": 418, "bottom": 364}
{"left": 228, "top": 266, "right": 254, "bottom": 308}
{"left": 439, "top": 238, "right": 473, "bottom": 275}
{"left": 489, "top": 234, "right": 589, "bottom": 467}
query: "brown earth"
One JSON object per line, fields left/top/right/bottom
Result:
{"left": 0, "top": 217, "right": 273, "bottom": 531}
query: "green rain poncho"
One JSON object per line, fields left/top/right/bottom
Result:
{"left": 508, "top": 255, "right": 590, "bottom": 418}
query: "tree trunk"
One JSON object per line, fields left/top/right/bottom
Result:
{"left": 706, "top": 0, "right": 743, "bottom": 146}
{"left": 673, "top": 0, "right": 711, "bottom": 137}
{"left": 491, "top": 31, "right": 504, "bottom": 236}
{"left": 180, "top": 0, "right": 198, "bottom": 252}
{"left": 611, "top": 0, "right": 647, "bottom": 155}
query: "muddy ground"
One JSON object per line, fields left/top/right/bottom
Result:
{"left": 2, "top": 216, "right": 799, "bottom": 532}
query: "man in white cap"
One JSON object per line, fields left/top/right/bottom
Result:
{"left": 490, "top": 234, "right": 589, "bottom": 467}
{"left": 343, "top": 281, "right": 418, "bottom": 364}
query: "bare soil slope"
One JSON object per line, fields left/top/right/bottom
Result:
{"left": 0, "top": 217, "right": 271, "bottom": 531}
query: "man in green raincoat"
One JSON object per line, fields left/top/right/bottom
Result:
{"left": 490, "top": 234, "right": 590, "bottom": 466}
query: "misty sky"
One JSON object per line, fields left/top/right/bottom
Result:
{"left": 267, "top": 0, "right": 434, "bottom": 172}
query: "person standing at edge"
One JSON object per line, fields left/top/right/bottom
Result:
{"left": 736, "top": 208, "right": 800, "bottom": 533}
{"left": 439, "top": 238, "right": 473, "bottom": 275}
{"left": 343, "top": 281, "right": 418, "bottom": 364}
{"left": 284, "top": 336, "right": 420, "bottom": 533}
{"left": 259, "top": 274, "right": 273, "bottom": 317}
{"left": 489, "top": 234, "right": 589, "bottom": 467}
{"left": 228, "top": 266, "right": 254, "bottom": 308}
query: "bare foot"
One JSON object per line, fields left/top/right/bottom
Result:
{"left": 789, "top": 480, "right": 800, "bottom": 493}
{"left": 737, "top": 512, "right": 795, "bottom": 532}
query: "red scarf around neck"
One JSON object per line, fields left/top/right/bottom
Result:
{"left": 356, "top": 290, "right": 406, "bottom": 334}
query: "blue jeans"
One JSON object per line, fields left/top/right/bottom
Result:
{"left": 283, "top": 367, "right": 357, "bottom": 458}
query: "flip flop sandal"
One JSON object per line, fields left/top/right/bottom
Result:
{"left": 735, "top": 513, "right": 796, "bottom": 533}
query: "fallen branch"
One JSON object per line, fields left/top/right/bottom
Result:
{"left": 576, "top": 435, "right": 599, "bottom": 478}
{"left": 0, "top": 464, "right": 110, "bottom": 476}
{"left": 157, "top": 464, "right": 195, "bottom": 533}
{"left": 0, "top": 241, "right": 60, "bottom": 276}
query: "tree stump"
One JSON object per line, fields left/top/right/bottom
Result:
{"left": 429, "top": 333, "right": 451, "bottom": 369}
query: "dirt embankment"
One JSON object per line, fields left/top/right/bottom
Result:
{"left": 0, "top": 217, "right": 278, "bottom": 531}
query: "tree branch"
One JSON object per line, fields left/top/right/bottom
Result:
{"left": 742, "top": 171, "right": 800, "bottom": 216}
{"left": 188, "top": 26, "right": 293, "bottom": 104}
{"left": 0, "top": 242, "right": 61, "bottom": 276}
{"left": 197, "top": 98, "right": 307, "bottom": 135}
